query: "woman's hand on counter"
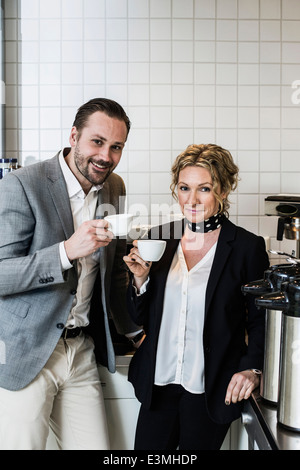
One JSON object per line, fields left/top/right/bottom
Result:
{"left": 225, "top": 370, "right": 260, "bottom": 406}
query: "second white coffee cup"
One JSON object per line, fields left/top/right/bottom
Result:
{"left": 105, "top": 214, "right": 134, "bottom": 236}
{"left": 137, "top": 240, "right": 166, "bottom": 262}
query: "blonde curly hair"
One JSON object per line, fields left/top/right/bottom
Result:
{"left": 170, "top": 144, "right": 239, "bottom": 217}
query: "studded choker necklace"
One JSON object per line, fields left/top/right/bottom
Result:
{"left": 187, "top": 213, "right": 225, "bottom": 233}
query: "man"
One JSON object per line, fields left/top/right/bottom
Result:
{"left": 0, "top": 98, "right": 142, "bottom": 450}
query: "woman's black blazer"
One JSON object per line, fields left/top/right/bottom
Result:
{"left": 127, "top": 218, "right": 269, "bottom": 424}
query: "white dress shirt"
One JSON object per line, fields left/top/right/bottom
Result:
{"left": 154, "top": 242, "right": 217, "bottom": 393}
{"left": 58, "top": 150, "right": 102, "bottom": 328}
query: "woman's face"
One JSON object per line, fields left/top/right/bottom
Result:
{"left": 177, "top": 166, "right": 225, "bottom": 224}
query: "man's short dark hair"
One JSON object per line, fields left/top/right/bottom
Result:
{"left": 73, "top": 98, "right": 131, "bottom": 138}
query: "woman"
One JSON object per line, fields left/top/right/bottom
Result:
{"left": 124, "top": 144, "right": 269, "bottom": 450}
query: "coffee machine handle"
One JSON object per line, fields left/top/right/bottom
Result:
{"left": 277, "top": 217, "right": 285, "bottom": 241}
{"left": 255, "top": 291, "right": 288, "bottom": 310}
{"left": 241, "top": 279, "right": 272, "bottom": 295}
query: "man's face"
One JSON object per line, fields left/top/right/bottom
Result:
{"left": 68, "top": 111, "right": 128, "bottom": 192}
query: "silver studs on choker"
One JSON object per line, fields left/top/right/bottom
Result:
{"left": 187, "top": 213, "right": 225, "bottom": 233}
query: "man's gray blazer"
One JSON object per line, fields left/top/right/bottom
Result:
{"left": 0, "top": 153, "right": 139, "bottom": 391}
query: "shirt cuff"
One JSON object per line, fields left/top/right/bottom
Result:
{"left": 132, "top": 276, "right": 150, "bottom": 296}
{"left": 59, "top": 241, "right": 73, "bottom": 271}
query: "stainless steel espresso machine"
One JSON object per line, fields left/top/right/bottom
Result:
{"left": 255, "top": 279, "right": 300, "bottom": 432}
{"left": 265, "top": 194, "right": 300, "bottom": 258}
{"left": 239, "top": 195, "right": 300, "bottom": 433}
{"left": 242, "top": 264, "right": 300, "bottom": 405}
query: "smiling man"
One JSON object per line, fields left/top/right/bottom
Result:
{"left": 0, "top": 98, "right": 141, "bottom": 450}
{"left": 68, "top": 107, "right": 128, "bottom": 191}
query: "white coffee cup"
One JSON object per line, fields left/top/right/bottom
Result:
{"left": 104, "top": 214, "right": 134, "bottom": 236}
{"left": 137, "top": 240, "right": 166, "bottom": 262}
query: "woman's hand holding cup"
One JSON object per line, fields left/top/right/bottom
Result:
{"left": 123, "top": 240, "right": 152, "bottom": 290}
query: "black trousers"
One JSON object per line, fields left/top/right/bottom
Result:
{"left": 134, "top": 384, "right": 231, "bottom": 450}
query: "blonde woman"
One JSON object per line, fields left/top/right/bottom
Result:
{"left": 124, "top": 144, "right": 269, "bottom": 450}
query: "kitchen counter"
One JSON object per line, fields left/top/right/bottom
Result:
{"left": 242, "top": 390, "right": 300, "bottom": 450}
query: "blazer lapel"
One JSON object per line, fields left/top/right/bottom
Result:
{"left": 96, "top": 188, "right": 108, "bottom": 290}
{"left": 150, "top": 220, "right": 183, "bottom": 330}
{"left": 150, "top": 219, "right": 183, "bottom": 282}
{"left": 205, "top": 218, "right": 236, "bottom": 317}
{"left": 156, "top": 237, "right": 179, "bottom": 283}
{"left": 46, "top": 153, "right": 74, "bottom": 239}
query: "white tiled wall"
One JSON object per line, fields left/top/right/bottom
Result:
{"left": 4, "top": 0, "right": 300, "bottom": 252}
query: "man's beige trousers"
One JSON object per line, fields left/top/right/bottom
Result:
{"left": 0, "top": 333, "right": 109, "bottom": 450}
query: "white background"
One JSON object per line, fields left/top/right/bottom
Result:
{"left": 4, "top": 0, "right": 300, "bottom": 253}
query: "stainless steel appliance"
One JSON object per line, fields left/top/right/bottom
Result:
{"left": 242, "top": 264, "right": 300, "bottom": 404}
{"left": 255, "top": 278, "right": 300, "bottom": 431}
{"left": 265, "top": 195, "right": 300, "bottom": 257}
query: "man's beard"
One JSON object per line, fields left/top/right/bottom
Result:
{"left": 74, "top": 146, "right": 114, "bottom": 186}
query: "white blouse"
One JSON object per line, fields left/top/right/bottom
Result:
{"left": 154, "top": 242, "right": 217, "bottom": 394}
